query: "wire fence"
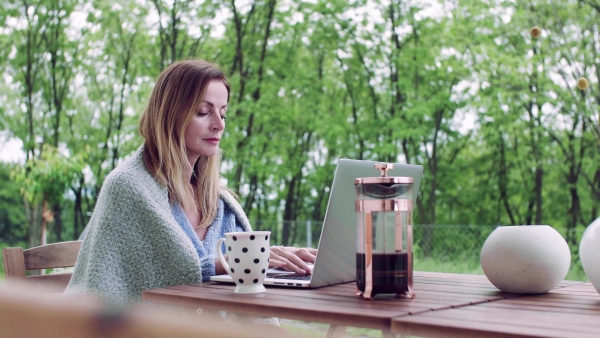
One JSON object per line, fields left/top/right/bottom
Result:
{"left": 1, "top": 221, "right": 587, "bottom": 282}
{"left": 250, "top": 220, "right": 589, "bottom": 282}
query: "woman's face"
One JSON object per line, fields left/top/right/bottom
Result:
{"left": 184, "top": 80, "right": 228, "bottom": 161}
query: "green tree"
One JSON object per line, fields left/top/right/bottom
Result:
{"left": 0, "top": 162, "right": 27, "bottom": 245}
{"left": 12, "top": 144, "right": 85, "bottom": 246}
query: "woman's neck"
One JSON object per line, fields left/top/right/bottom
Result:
{"left": 185, "top": 155, "right": 198, "bottom": 183}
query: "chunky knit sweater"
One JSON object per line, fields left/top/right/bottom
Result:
{"left": 64, "top": 145, "right": 252, "bottom": 306}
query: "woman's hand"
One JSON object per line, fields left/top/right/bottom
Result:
{"left": 215, "top": 255, "right": 227, "bottom": 276}
{"left": 269, "top": 246, "right": 318, "bottom": 275}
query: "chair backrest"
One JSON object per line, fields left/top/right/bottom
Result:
{"left": 3, "top": 241, "right": 82, "bottom": 292}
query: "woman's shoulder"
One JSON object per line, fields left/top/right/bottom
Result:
{"left": 219, "top": 189, "right": 242, "bottom": 211}
{"left": 102, "top": 146, "right": 164, "bottom": 195}
{"left": 219, "top": 188, "right": 236, "bottom": 201}
{"left": 219, "top": 188, "right": 251, "bottom": 231}
{"left": 104, "top": 146, "right": 144, "bottom": 181}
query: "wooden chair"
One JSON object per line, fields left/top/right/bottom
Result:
{"left": 2, "top": 240, "right": 82, "bottom": 292}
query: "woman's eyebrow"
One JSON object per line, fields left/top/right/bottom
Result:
{"left": 201, "top": 100, "right": 228, "bottom": 109}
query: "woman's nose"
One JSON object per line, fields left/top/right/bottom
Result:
{"left": 211, "top": 113, "right": 225, "bottom": 130}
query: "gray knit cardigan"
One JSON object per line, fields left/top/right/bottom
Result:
{"left": 65, "top": 146, "right": 252, "bottom": 306}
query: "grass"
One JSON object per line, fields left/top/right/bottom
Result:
{"left": 414, "top": 255, "right": 589, "bottom": 282}
{"left": 415, "top": 256, "right": 483, "bottom": 275}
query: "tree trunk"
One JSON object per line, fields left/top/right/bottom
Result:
{"left": 282, "top": 174, "right": 298, "bottom": 246}
{"left": 566, "top": 184, "right": 581, "bottom": 249}
{"left": 52, "top": 202, "right": 62, "bottom": 242}
{"left": 534, "top": 168, "right": 543, "bottom": 224}
{"left": 498, "top": 136, "right": 516, "bottom": 224}
{"left": 25, "top": 200, "right": 42, "bottom": 275}
{"left": 593, "top": 169, "right": 600, "bottom": 219}
{"left": 72, "top": 184, "right": 84, "bottom": 240}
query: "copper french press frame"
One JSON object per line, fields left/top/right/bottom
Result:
{"left": 355, "top": 164, "right": 415, "bottom": 299}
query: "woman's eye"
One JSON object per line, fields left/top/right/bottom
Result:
{"left": 198, "top": 111, "right": 209, "bottom": 116}
{"left": 221, "top": 115, "right": 227, "bottom": 120}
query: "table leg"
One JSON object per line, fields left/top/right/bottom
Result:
{"left": 325, "top": 324, "right": 347, "bottom": 338}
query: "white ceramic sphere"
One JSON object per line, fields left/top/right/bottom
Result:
{"left": 580, "top": 217, "right": 600, "bottom": 294}
{"left": 480, "top": 225, "right": 571, "bottom": 294}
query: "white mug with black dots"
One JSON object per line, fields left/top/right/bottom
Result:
{"left": 216, "top": 231, "right": 271, "bottom": 294}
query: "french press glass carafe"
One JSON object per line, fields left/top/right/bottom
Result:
{"left": 355, "top": 163, "right": 415, "bottom": 299}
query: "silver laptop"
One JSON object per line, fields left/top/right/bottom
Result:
{"left": 210, "top": 159, "right": 424, "bottom": 288}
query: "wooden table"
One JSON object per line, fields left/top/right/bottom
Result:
{"left": 392, "top": 278, "right": 599, "bottom": 338}
{"left": 143, "top": 271, "right": 580, "bottom": 337}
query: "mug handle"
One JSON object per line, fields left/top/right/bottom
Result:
{"left": 216, "top": 238, "right": 230, "bottom": 275}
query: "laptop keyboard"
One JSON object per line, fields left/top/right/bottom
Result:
{"left": 271, "top": 274, "right": 311, "bottom": 281}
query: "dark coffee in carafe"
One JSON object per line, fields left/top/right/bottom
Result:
{"left": 356, "top": 252, "right": 410, "bottom": 295}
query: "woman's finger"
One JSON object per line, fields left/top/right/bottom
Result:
{"left": 272, "top": 246, "right": 317, "bottom": 261}
{"left": 269, "top": 250, "right": 301, "bottom": 272}
{"left": 268, "top": 258, "right": 287, "bottom": 269}
{"left": 291, "top": 247, "right": 317, "bottom": 263}
{"left": 270, "top": 247, "right": 312, "bottom": 274}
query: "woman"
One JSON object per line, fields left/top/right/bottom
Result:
{"left": 65, "top": 59, "right": 316, "bottom": 306}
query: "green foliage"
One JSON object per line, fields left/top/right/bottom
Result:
{"left": 0, "top": 0, "right": 597, "bottom": 255}
{"left": 11, "top": 145, "right": 87, "bottom": 205}
{"left": 0, "top": 163, "right": 27, "bottom": 244}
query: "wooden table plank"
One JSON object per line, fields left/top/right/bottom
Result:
{"left": 182, "top": 281, "right": 507, "bottom": 307}
{"left": 142, "top": 271, "right": 597, "bottom": 336}
{"left": 484, "top": 300, "right": 600, "bottom": 315}
{"left": 146, "top": 283, "right": 434, "bottom": 329}
{"left": 392, "top": 312, "right": 600, "bottom": 338}
{"left": 143, "top": 272, "right": 511, "bottom": 330}
{"left": 391, "top": 281, "right": 600, "bottom": 338}
{"left": 415, "top": 272, "right": 583, "bottom": 289}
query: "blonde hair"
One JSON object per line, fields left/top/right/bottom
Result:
{"left": 139, "top": 59, "right": 232, "bottom": 229}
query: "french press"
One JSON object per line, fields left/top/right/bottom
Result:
{"left": 355, "top": 163, "right": 415, "bottom": 299}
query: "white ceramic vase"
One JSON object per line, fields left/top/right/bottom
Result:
{"left": 480, "top": 225, "right": 571, "bottom": 294}
{"left": 580, "top": 217, "right": 600, "bottom": 294}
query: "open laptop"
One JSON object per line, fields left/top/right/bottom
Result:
{"left": 210, "top": 159, "right": 424, "bottom": 288}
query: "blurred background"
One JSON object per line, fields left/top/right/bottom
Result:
{"left": 0, "top": 0, "right": 598, "bottom": 281}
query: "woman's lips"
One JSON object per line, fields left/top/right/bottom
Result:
{"left": 204, "top": 138, "right": 220, "bottom": 145}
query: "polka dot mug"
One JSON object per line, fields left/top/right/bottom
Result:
{"left": 216, "top": 231, "right": 271, "bottom": 294}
